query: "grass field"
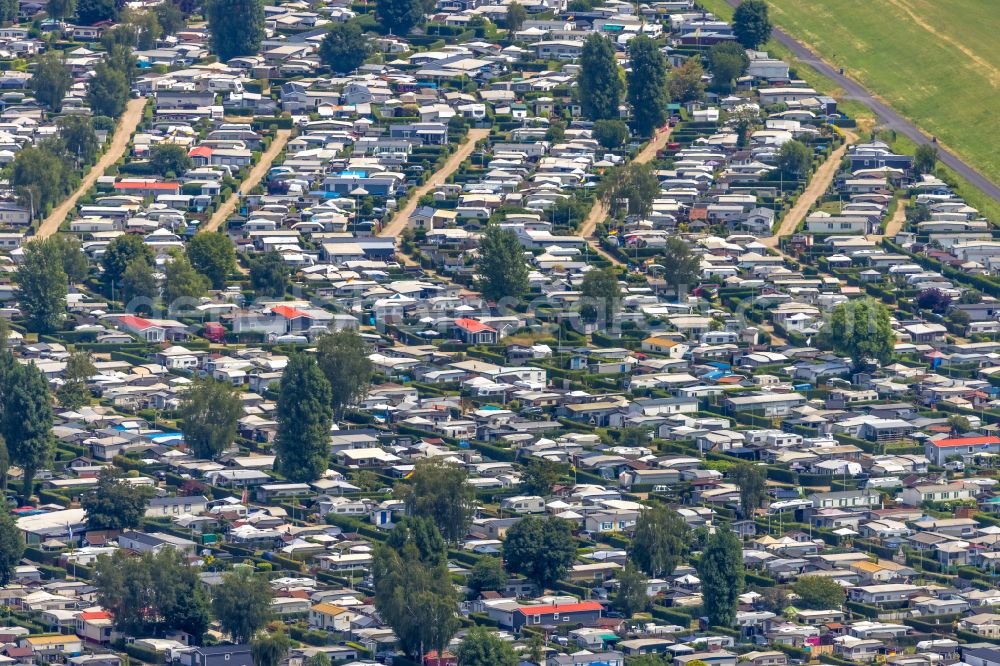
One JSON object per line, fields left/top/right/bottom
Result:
{"left": 753, "top": 0, "right": 1000, "bottom": 187}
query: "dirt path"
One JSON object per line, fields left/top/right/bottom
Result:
{"left": 577, "top": 124, "right": 675, "bottom": 240}
{"left": 36, "top": 97, "right": 147, "bottom": 239}
{"left": 379, "top": 128, "right": 490, "bottom": 240}
{"left": 879, "top": 197, "right": 908, "bottom": 239}
{"left": 760, "top": 129, "right": 858, "bottom": 248}
{"left": 201, "top": 129, "right": 292, "bottom": 233}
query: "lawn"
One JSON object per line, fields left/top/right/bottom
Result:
{"left": 751, "top": 0, "right": 1000, "bottom": 187}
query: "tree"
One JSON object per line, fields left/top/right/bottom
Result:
{"left": 46, "top": 0, "right": 75, "bottom": 19}
{"left": 87, "top": 61, "right": 129, "bottom": 118}
{"left": 822, "top": 297, "right": 895, "bottom": 369}
{"left": 274, "top": 354, "right": 334, "bottom": 482}
{"left": 668, "top": 56, "right": 706, "bottom": 104}
{"left": 154, "top": 1, "right": 185, "bottom": 35}
{"left": 0, "top": 501, "right": 24, "bottom": 586}
{"left": 15, "top": 238, "right": 68, "bottom": 334}
{"left": 212, "top": 567, "right": 273, "bottom": 643}
{"left": 57, "top": 350, "right": 95, "bottom": 410}
{"left": 629, "top": 504, "right": 690, "bottom": 577}
{"left": 103, "top": 234, "right": 155, "bottom": 294}
{"left": 150, "top": 143, "right": 193, "bottom": 177}
{"left": 613, "top": 561, "right": 649, "bottom": 617}
{"left": 620, "top": 426, "right": 650, "bottom": 448}
{"left": 545, "top": 118, "right": 565, "bottom": 143}
{"left": 505, "top": 1, "right": 526, "bottom": 32}
{"left": 960, "top": 289, "right": 983, "bottom": 305}
{"left": 476, "top": 225, "right": 529, "bottom": 302}
{"left": 186, "top": 232, "right": 235, "bottom": 289}
{"left": 319, "top": 21, "right": 370, "bottom": 74}
{"left": 82, "top": 468, "right": 156, "bottom": 531}
{"left": 403, "top": 457, "right": 476, "bottom": 543}
{"left": 76, "top": 0, "right": 115, "bottom": 23}
{"left": 249, "top": 251, "right": 289, "bottom": 298}
{"left": 592, "top": 119, "right": 630, "bottom": 150}
{"left": 776, "top": 139, "right": 812, "bottom": 177}
{"left": 133, "top": 10, "right": 162, "bottom": 49}
{"left": 90, "top": 546, "right": 209, "bottom": 642}
{"left": 456, "top": 626, "right": 518, "bottom": 666}
{"left": 206, "top": 0, "right": 264, "bottom": 61}
{"left": 58, "top": 115, "right": 100, "bottom": 165}
{"left": 697, "top": 527, "right": 744, "bottom": 626}
{"left": 580, "top": 267, "right": 621, "bottom": 324}
{"left": 520, "top": 458, "right": 565, "bottom": 496}
{"left": 729, "top": 463, "right": 767, "bottom": 518}
{"left": 659, "top": 237, "right": 702, "bottom": 299}
{"left": 467, "top": 556, "right": 507, "bottom": 595}
{"left": 251, "top": 632, "right": 291, "bottom": 666}
{"left": 315, "top": 329, "right": 373, "bottom": 418}
{"left": 121, "top": 257, "right": 158, "bottom": 305}
{"left": 178, "top": 378, "right": 243, "bottom": 459}
{"left": 728, "top": 104, "right": 761, "bottom": 148}
{"left": 31, "top": 51, "right": 72, "bottom": 111}
{"left": 103, "top": 234, "right": 155, "bottom": 296}
{"left": 578, "top": 34, "right": 624, "bottom": 121}
{"left": 373, "top": 518, "right": 459, "bottom": 660}
{"left": 793, "top": 575, "right": 846, "bottom": 610}
{"left": 163, "top": 250, "right": 209, "bottom": 308}
{"left": 916, "top": 287, "right": 951, "bottom": 314}
{"left": 707, "top": 42, "right": 749, "bottom": 92}
{"left": 627, "top": 35, "right": 669, "bottom": 135}
{"left": 732, "top": 0, "right": 772, "bottom": 49}
{"left": 50, "top": 235, "right": 89, "bottom": 285}
{"left": 0, "top": 356, "right": 54, "bottom": 497}
{"left": 502, "top": 516, "right": 576, "bottom": 589}
{"left": 10, "top": 145, "right": 64, "bottom": 213}
{"left": 597, "top": 162, "right": 660, "bottom": 218}
{"left": 914, "top": 143, "right": 938, "bottom": 175}
{"left": 375, "top": 0, "right": 423, "bottom": 35}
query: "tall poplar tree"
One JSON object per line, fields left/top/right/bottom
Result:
{"left": 274, "top": 354, "right": 334, "bottom": 482}
{"left": 578, "top": 34, "right": 624, "bottom": 121}
{"left": 626, "top": 35, "right": 670, "bottom": 135}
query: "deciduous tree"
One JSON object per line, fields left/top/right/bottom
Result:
{"left": 58, "top": 115, "right": 100, "bottom": 165}
{"left": 729, "top": 462, "right": 767, "bottom": 518}
{"left": 402, "top": 457, "right": 475, "bottom": 543}
{"left": 793, "top": 575, "right": 846, "bottom": 610}
{"left": 597, "top": 162, "right": 660, "bottom": 218}
{"left": 776, "top": 139, "right": 812, "bottom": 177}
{"left": 10, "top": 145, "right": 64, "bottom": 213}
{"left": 707, "top": 42, "right": 749, "bottom": 92}
{"left": 319, "top": 21, "right": 370, "bottom": 74}
{"left": 0, "top": 358, "right": 54, "bottom": 497}
{"left": 375, "top": 0, "right": 424, "bottom": 35}
{"left": 580, "top": 267, "right": 621, "bottom": 324}
{"left": 315, "top": 329, "right": 373, "bottom": 418}
{"left": 76, "top": 0, "right": 115, "bottom": 24}
{"left": 520, "top": 458, "right": 565, "bottom": 496}
{"left": 697, "top": 527, "right": 744, "bottom": 626}
{"left": 733, "top": 0, "right": 772, "bottom": 49}
{"left": 502, "top": 516, "right": 576, "bottom": 589}
{"left": 629, "top": 503, "right": 689, "bottom": 577}
{"left": 15, "top": 238, "right": 68, "bottom": 334}
{"left": 467, "top": 556, "right": 507, "bottom": 595}
{"left": 476, "top": 225, "right": 529, "bottom": 302}
{"left": 373, "top": 518, "right": 459, "bottom": 660}
{"left": 0, "top": 501, "right": 24, "bottom": 586}
{"left": 914, "top": 143, "right": 938, "bottom": 174}
{"left": 505, "top": 1, "right": 526, "bottom": 32}
{"left": 249, "top": 251, "right": 289, "bottom": 298}
{"left": 82, "top": 468, "right": 156, "bottom": 531}
{"left": 121, "top": 257, "right": 158, "bottom": 306}
{"left": 274, "top": 354, "right": 334, "bottom": 482}
{"left": 102, "top": 234, "right": 155, "bottom": 295}
{"left": 659, "top": 237, "right": 702, "bottom": 299}
{"left": 251, "top": 632, "right": 291, "bottom": 666}
{"left": 186, "top": 232, "right": 235, "bottom": 289}
{"left": 613, "top": 561, "right": 649, "bottom": 617}
{"left": 31, "top": 51, "right": 72, "bottom": 111}
{"left": 668, "top": 56, "right": 705, "bottom": 104}
{"left": 206, "top": 0, "right": 264, "bottom": 61}
{"left": 456, "top": 626, "right": 518, "bottom": 666}
{"left": 212, "top": 567, "right": 273, "bottom": 643}
{"left": 592, "top": 119, "right": 630, "bottom": 150}
{"left": 178, "top": 378, "right": 243, "bottom": 459}
{"left": 57, "top": 350, "right": 95, "bottom": 410}
{"left": 87, "top": 61, "right": 129, "bottom": 118}
{"left": 150, "top": 143, "right": 193, "bottom": 177}
{"left": 626, "top": 35, "right": 669, "bottom": 135}
{"left": 821, "top": 297, "right": 895, "bottom": 369}
{"left": 163, "top": 250, "right": 209, "bottom": 309}
{"left": 578, "top": 34, "right": 623, "bottom": 121}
